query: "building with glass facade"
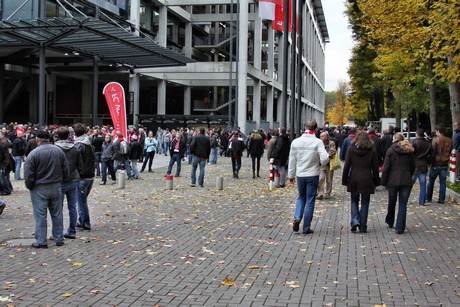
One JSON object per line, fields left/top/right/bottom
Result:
{"left": 0, "top": 0, "right": 328, "bottom": 134}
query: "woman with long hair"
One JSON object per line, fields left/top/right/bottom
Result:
{"left": 342, "top": 131, "right": 380, "bottom": 233}
{"left": 381, "top": 132, "right": 415, "bottom": 234}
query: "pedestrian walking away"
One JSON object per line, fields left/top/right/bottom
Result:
{"left": 341, "top": 131, "right": 380, "bottom": 233}
{"left": 426, "top": 126, "right": 451, "bottom": 204}
{"left": 411, "top": 128, "right": 432, "bottom": 206}
{"left": 288, "top": 119, "right": 329, "bottom": 235}
{"left": 381, "top": 132, "right": 415, "bottom": 234}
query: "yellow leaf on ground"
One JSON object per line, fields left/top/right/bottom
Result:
{"left": 221, "top": 277, "right": 235, "bottom": 287}
{"left": 72, "top": 262, "right": 83, "bottom": 266}
{"left": 62, "top": 293, "right": 73, "bottom": 297}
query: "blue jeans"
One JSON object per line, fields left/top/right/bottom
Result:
{"left": 101, "top": 160, "right": 116, "bottom": 183}
{"left": 350, "top": 192, "right": 370, "bottom": 232}
{"left": 231, "top": 157, "right": 242, "bottom": 174}
{"left": 0, "top": 164, "right": 11, "bottom": 194}
{"left": 61, "top": 181, "right": 78, "bottom": 236}
{"left": 210, "top": 147, "right": 218, "bottom": 164}
{"left": 77, "top": 179, "right": 94, "bottom": 227}
{"left": 278, "top": 165, "right": 286, "bottom": 186}
{"left": 191, "top": 156, "right": 207, "bottom": 186}
{"left": 294, "top": 176, "right": 319, "bottom": 232}
{"left": 426, "top": 165, "right": 447, "bottom": 203}
{"left": 164, "top": 142, "right": 170, "bottom": 155}
{"left": 167, "top": 153, "right": 182, "bottom": 176}
{"left": 412, "top": 169, "right": 427, "bottom": 205}
{"left": 30, "top": 183, "right": 63, "bottom": 245}
{"left": 386, "top": 185, "right": 412, "bottom": 232}
{"left": 130, "top": 159, "right": 139, "bottom": 178}
{"left": 14, "top": 155, "right": 22, "bottom": 180}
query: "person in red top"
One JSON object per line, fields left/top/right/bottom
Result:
{"left": 166, "top": 132, "right": 186, "bottom": 177}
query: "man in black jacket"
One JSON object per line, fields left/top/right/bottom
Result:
{"left": 189, "top": 128, "right": 211, "bottom": 187}
{"left": 74, "top": 123, "right": 96, "bottom": 231}
{"left": 271, "top": 127, "right": 291, "bottom": 187}
{"left": 24, "top": 129, "right": 70, "bottom": 248}
{"left": 55, "top": 127, "right": 84, "bottom": 239}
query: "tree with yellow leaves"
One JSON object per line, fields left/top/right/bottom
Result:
{"left": 326, "top": 81, "right": 354, "bottom": 126}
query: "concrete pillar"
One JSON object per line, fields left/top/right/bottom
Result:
{"left": 267, "top": 87, "right": 274, "bottom": 127}
{"left": 253, "top": 10, "right": 262, "bottom": 70}
{"left": 184, "top": 12, "right": 193, "bottom": 58}
{"left": 130, "top": 0, "right": 140, "bottom": 35}
{"left": 184, "top": 86, "right": 191, "bottom": 115}
{"left": 158, "top": 5, "right": 167, "bottom": 47}
{"left": 129, "top": 73, "right": 140, "bottom": 126}
{"left": 158, "top": 80, "right": 166, "bottom": 114}
{"left": 253, "top": 80, "right": 261, "bottom": 127}
{"left": 237, "top": 0, "right": 249, "bottom": 134}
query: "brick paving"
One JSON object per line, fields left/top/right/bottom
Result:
{"left": 0, "top": 154, "right": 459, "bottom": 306}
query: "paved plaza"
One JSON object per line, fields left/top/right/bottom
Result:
{"left": 0, "top": 155, "right": 459, "bottom": 306}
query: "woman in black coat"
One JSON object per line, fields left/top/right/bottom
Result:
{"left": 381, "top": 132, "right": 415, "bottom": 234}
{"left": 247, "top": 130, "right": 265, "bottom": 178}
{"left": 342, "top": 131, "right": 380, "bottom": 233}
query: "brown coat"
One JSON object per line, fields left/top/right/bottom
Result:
{"left": 341, "top": 144, "right": 380, "bottom": 194}
{"left": 431, "top": 134, "right": 451, "bottom": 166}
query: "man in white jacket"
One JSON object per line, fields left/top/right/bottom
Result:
{"left": 288, "top": 119, "right": 329, "bottom": 234}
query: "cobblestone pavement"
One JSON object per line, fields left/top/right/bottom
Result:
{"left": 0, "top": 154, "right": 459, "bottom": 306}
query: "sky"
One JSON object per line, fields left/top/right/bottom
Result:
{"left": 321, "top": 0, "right": 354, "bottom": 91}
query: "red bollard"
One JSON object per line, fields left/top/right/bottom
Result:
{"left": 165, "top": 175, "right": 174, "bottom": 190}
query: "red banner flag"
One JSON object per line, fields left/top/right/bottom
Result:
{"left": 103, "top": 82, "right": 127, "bottom": 140}
{"left": 272, "top": 0, "right": 292, "bottom": 32}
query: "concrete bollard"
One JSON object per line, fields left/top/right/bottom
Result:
{"left": 117, "top": 169, "right": 126, "bottom": 189}
{"left": 165, "top": 174, "right": 174, "bottom": 190}
{"left": 216, "top": 176, "right": 224, "bottom": 190}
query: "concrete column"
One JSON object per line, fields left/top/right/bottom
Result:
{"left": 253, "top": 80, "right": 261, "bottom": 127}
{"left": 237, "top": 0, "right": 249, "bottom": 133}
{"left": 277, "top": 90, "right": 283, "bottom": 127}
{"left": 253, "top": 10, "right": 262, "bottom": 70}
{"left": 268, "top": 23, "right": 275, "bottom": 79}
{"left": 129, "top": 73, "right": 140, "bottom": 126}
{"left": 130, "top": 0, "right": 140, "bottom": 35}
{"left": 266, "top": 87, "right": 274, "bottom": 127}
{"left": 184, "top": 13, "right": 193, "bottom": 57}
{"left": 28, "top": 78, "right": 38, "bottom": 124}
{"left": 184, "top": 86, "right": 191, "bottom": 115}
{"left": 157, "top": 80, "right": 166, "bottom": 114}
{"left": 158, "top": 5, "right": 167, "bottom": 47}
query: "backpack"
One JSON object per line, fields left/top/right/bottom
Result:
{"left": 120, "top": 140, "right": 130, "bottom": 155}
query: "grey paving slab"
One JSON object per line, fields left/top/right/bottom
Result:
{"left": 0, "top": 154, "right": 459, "bottom": 306}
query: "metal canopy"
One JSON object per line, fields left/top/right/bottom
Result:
{"left": 0, "top": 17, "right": 195, "bottom": 68}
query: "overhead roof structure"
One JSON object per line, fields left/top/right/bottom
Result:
{"left": 0, "top": 17, "right": 195, "bottom": 68}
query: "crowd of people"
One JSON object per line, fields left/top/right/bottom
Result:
{"left": 0, "top": 119, "right": 455, "bottom": 247}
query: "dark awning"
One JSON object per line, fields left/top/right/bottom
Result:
{"left": 0, "top": 17, "right": 195, "bottom": 68}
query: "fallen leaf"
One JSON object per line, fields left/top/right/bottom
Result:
{"left": 72, "top": 262, "right": 83, "bottom": 266}
{"left": 248, "top": 266, "right": 263, "bottom": 269}
{"left": 29, "top": 278, "right": 37, "bottom": 284}
{"left": 62, "top": 293, "right": 73, "bottom": 297}
{"left": 221, "top": 277, "right": 235, "bottom": 287}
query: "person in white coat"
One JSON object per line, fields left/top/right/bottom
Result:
{"left": 288, "top": 119, "right": 329, "bottom": 235}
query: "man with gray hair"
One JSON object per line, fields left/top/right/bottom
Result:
{"left": 288, "top": 119, "right": 329, "bottom": 235}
